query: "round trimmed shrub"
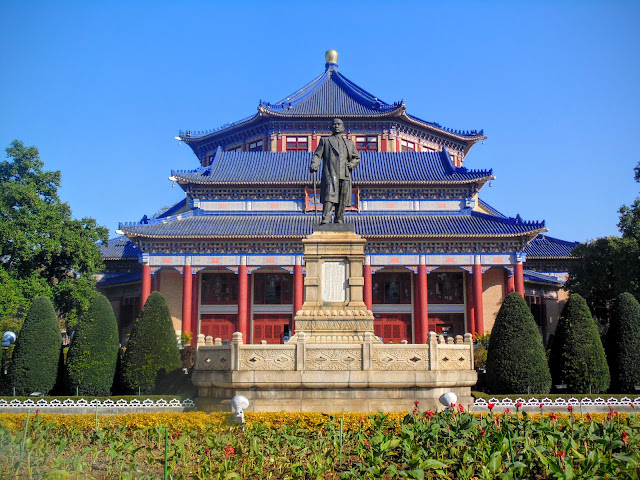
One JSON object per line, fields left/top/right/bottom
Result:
{"left": 549, "top": 293, "right": 610, "bottom": 393}
{"left": 485, "top": 292, "right": 551, "bottom": 394}
{"left": 7, "top": 296, "right": 62, "bottom": 395}
{"left": 121, "top": 292, "right": 181, "bottom": 394}
{"left": 607, "top": 292, "right": 640, "bottom": 393}
{"left": 65, "top": 294, "right": 119, "bottom": 395}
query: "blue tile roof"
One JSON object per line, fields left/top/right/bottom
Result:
{"left": 171, "top": 149, "right": 493, "bottom": 186}
{"left": 523, "top": 269, "right": 564, "bottom": 286}
{"left": 100, "top": 236, "right": 140, "bottom": 260}
{"left": 477, "top": 198, "right": 506, "bottom": 218}
{"left": 259, "top": 69, "right": 401, "bottom": 117}
{"left": 119, "top": 210, "right": 545, "bottom": 239}
{"left": 524, "top": 235, "right": 579, "bottom": 259}
{"left": 178, "top": 65, "right": 484, "bottom": 141}
{"left": 97, "top": 271, "right": 142, "bottom": 288}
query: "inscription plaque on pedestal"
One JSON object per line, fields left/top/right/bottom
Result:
{"left": 322, "top": 261, "right": 346, "bottom": 303}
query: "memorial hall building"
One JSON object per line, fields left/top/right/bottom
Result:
{"left": 99, "top": 51, "right": 577, "bottom": 347}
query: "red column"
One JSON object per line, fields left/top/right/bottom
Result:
{"left": 473, "top": 260, "right": 484, "bottom": 335}
{"left": 181, "top": 263, "right": 192, "bottom": 339}
{"left": 141, "top": 264, "right": 151, "bottom": 309}
{"left": 507, "top": 269, "right": 515, "bottom": 294}
{"left": 312, "top": 135, "right": 318, "bottom": 151}
{"left": 515, "top": 262, "right": 525, "bottom": 298}
{"left": 277, "top": 135, "right": 283, "bottom": 152}
{"left": 238, "top": 259, "right": 249, "bottom": 342}
{"left": 363, "top": 259, "right": 373, "bottom": 310}
{"left": 191, "top": 271, "right": 199, "bottom": 344}
{"left": 416, "top": 263, "right": 428, "bottom": 344}
{"left": 381, "top": 136, "right": 387, "bottom": 152}
{"left": 466, "top": 271, "right": 475, "bottom": 334}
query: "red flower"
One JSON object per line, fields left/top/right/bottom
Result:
{"left": 515, "top": 401, "right": 522, "bottom": 409}
{"left": 224, "top": 445, "right": 235, "bottom": 458}
{"left": 412, "top": 408, "right": 418, "bottom": 415}
{"left": 550, "top": 413, "right": 558, "bottom": 421}
{"left": 622, "top": 431, "right": 629, "bottom": 446}
{"left": 205, "top": 447, "right": 209, "bottom": 455}
{"left": 630, "top": 402, "right": 635, "bottom": 409}
{"left": 504, "top": 408, "right": 510, "bottom": 414}
{"left": 359, "top": 417, "right": 364, "bottom": 424}
{"left": 425, "top": 411, "right": 434, "bottom": 419}
{"left": 555, "top": 450, "right": 566, "bottom": 462}
{"left": 364, "top": 439, "right": 371, "bottom": 448}
{"left": 487, "top": 403, "right": 495, "bottom": 412}
{"left": 481, "top": 429, "right": 486, "bottom": 435}
{"left": 539, "top": 403, "right": 544, "bottom": 410}
{"left": 414, "top": 400, "right": 420, "bottom": 408}
{"left": 567, "top": 405, "right": 573, "bottom": 413}
{"left": 585, "top": 413, "right": 592, "bottom": 421}
{"left": 458, "top": 404, "right": 465, "bottom": 413}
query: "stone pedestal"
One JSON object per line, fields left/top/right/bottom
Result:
{"left": 289, "top": 226, "right": 377, "bottom": 344}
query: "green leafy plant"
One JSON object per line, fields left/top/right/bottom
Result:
{"left": 65, "top": 294, "right": 119, "bottom": 395}
{"left": 121, "top": 292, "right": 181, "bottom": 394}
{"left": 607, "top": 292, "right": 640, "bottom": 393}
{"left": 485, "top": 292, "right": 551, "bottom": 394}
{"left": 7, "top": 296, "right": 62, "bottom": 395}
{"left": 549, "top": 293, "right": 610, "bottom": 393}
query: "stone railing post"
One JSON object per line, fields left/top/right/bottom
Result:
{"left": 296, "top": 332, "right": 306, "bottom": 371}
{"left": 232, "top": 332, "right": 243, "bottom": 371}
{"left": 464, "top": 333, "right": 474, "bottom": 370}
{"left": 196, "top": 334, "right": 205, "bottom": 348}
{"left": 428, "top": 331, "right": 437, "bottom": 370}
{"left": 363, "top": 331, "right": 373, "bottom": 370}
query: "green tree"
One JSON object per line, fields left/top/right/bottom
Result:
{"left": 606, "top": 293, "right": 640, "bottom": 393}
{"left": 65, "top": 294, "right": 119, "bottom": 395}
{"left": 7, "top": 296, "right": 62, "bottom": 395}
{"left": 121, "top": 292, "right": 181, "bottom": 394}
{"left": 567, "top": 160, "right": 640, "bottom": 325}
{"left": 0, "top": 140, "right": 108, "bottom": 327}
{"left": 485, "top": 293, "right": 551, "bottom": 394}
{"left": 549, "top": 294, "right": 610, "bottom": 393}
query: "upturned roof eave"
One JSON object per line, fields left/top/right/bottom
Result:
{"left": 172, "top": 177, "right": 495, "bottom": 187}
{"left": 119, "top": 229, "right": 547, "bottom": 241}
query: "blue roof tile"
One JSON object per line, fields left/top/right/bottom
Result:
{"left": 259, "top": 69, "right": 401, "bottom": 117}
{"left": 100, "top": 236, "right": 140, "bottom": 260}
{"left": 97, "top": 271, "right": 142, "bottom": 288}
{"left": 119, "top": 211, "right": 545, "bottom": 239}
{"left": 172, "top": 149, "right": 493, "bottom": 185}
{"left": 523, "top": 269, "right": 564, "bottom": 285}
{"left": 524, "top": 235, "right": 579, "bottom": 258}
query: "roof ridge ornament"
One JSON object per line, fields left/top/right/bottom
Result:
{"left": 325, "top": 49, "right": 338, "bottom": 71}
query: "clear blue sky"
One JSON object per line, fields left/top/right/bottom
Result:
{"left": 1, "top": 0, "right": 638, "bottom": 243}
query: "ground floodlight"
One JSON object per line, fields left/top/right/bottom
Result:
{"left": 1, "top": 331, "right": 16, "bottom": 347}
{"left": 439, "top": 392, "right": 457, "bottom": 409}
{"left": 231, "top": 395, "right": 250, "bottom": 424}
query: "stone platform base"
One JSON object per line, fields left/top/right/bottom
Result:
{"left": 195, "top": 385, "right": 474, "bottom": 413}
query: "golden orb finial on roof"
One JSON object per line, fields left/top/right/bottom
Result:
{"left": 325, "top": 49, "right": 338, "bottom": 64}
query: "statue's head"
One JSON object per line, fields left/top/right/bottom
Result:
{"left": 331, "top": 118, "right": 345, "bottom": 134}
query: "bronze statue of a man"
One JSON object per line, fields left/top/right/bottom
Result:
{"left": 310, "top": 118, "right": 361, "bottom": 224}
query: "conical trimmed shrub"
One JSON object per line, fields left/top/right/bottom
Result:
{"left": 121, "top": 292, "right": 181, "bottom": 394}
{"left": 7, "top": 296, "right": 62, "bottom": 395}
{"left": 607, "top": 292, "right": 640, "bottom": 393}
{"left": 485, "top": 292, "right": 551, "bottom": 394}
{"left": 65, "top": 294, "right": 119, "bottom": 395}
{"left": 549, "top": 294, "right": 610, "bottom": 393}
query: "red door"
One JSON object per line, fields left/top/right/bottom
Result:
{"left": 200, "top": 314, "right": 237, "bottom": 341}
{"left": 373, "top": 313, "right": 412, "bottom": 343}
{"left": 428, "top": 313, "right": 464, "bottom": 337}
{"left": 253, "top": 314, "right": 291, "bottom": 344}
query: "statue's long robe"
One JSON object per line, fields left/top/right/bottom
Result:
{"left": 310, "top": 134, "right": 361, "bottom": 205}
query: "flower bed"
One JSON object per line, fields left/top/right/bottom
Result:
{"left": 1, "top": 409, "right": 639, "bottom": 478}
